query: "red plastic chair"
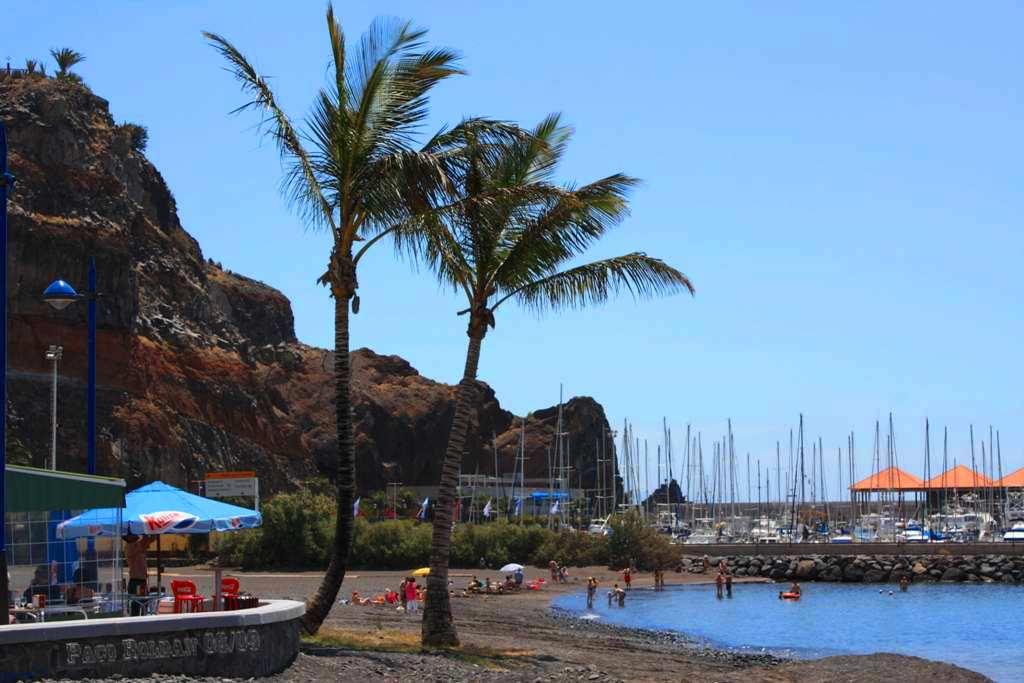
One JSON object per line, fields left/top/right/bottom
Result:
{"left": 170, "top": 579, "right": 205, "bottom": 613}
{"left": 221, "top": 576, "right": 241, "bottom": 610}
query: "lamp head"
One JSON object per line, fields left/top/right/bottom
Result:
{"left": 42, "top": 280, "right": 79, "bottom": 310}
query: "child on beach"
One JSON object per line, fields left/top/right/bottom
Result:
{"left": 608, "top": 583, "right": 619, "bottom": 606}
{"left": 622, "top": 567, "right": 632, "bottom": 590}
{"left": 715, "top": 572, "right": 724, "bottom": 598}
{"left": 404, "top": 578, "right": 419, "bottom": 614}
{"left": 586, "top": 577, "right": 597, "bottom": 608}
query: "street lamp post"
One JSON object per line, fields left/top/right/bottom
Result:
{"left": 45, "top": 345, "right": 62, "bottom": 470}
{"left": 43, "top": 259, "right": 98, "bottom": 475}
{"left": 1, "top": 121, "right": 15, "bottom": 625}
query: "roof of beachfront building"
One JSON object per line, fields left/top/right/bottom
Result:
{"left": 850, "top": 466, "right": 925, "bottom": 491}
{"left": 924, "top": 464, "right": 993, "bottom": 489}
{"left": 997, "top": 466, "right": 1024, "bottom": 488}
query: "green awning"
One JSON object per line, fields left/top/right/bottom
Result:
{"left": 4, "top": 465, "right": 125, "bottom": 512}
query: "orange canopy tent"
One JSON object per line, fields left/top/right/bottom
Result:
{"left": 997, "top": 466, "right": 1024, "bottom": 488}
{"left": 850, "top": 466, "right": 925, "bottom": 492}
{"left": 924, "top": 464, "right": 993, "bottom": 489}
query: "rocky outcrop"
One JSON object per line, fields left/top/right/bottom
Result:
{"left": 641, "top": 479, "right": 685, "bottom": 509}
{"left": 0, "top": 73, "right": 620, "bottom": 495}
{"left": 679, "top": 553, "right": 1024, "bottom": 584}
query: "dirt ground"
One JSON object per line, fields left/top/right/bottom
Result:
{"left": 147, "top": 565, "right": 990, "bottom": 683}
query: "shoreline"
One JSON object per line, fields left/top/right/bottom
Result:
{"left": 280, "top": 567, "right": 989, "bottom": 682}
{"left": 52, "top": 567, "right": 990, "bottom": 681}
{"left": 546, "top": 601, "right": 787, "bottom": 667}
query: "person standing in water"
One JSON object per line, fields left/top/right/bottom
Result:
{"left": 715, "top": 571, "right": 725, "bottom": 598}
{"left": 899, "top": 574, "right": 910, "bottom": 592}
{"left": 586, "top": 577, "right": 597, "bottom": 608}
{"left": 725, "top": 569, "right": 733, "bottom": 597}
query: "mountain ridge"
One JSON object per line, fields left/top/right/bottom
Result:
{"left": 0, "top": 71, "right": 620, "bottom": 496}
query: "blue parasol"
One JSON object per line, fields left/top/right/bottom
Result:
{"left": 56, "top": 480, "right": 261, "bottom": 539}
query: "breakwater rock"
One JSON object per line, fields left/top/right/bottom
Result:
{"left": 679, "top": 553, "right": 1024, "bottom": 584}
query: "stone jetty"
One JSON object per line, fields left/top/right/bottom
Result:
{"left": 680, "top": 553, "right": 1024, "bottom": 584}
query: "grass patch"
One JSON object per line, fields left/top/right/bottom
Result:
{"left": 303, "top": 627, "right": 534, "bottom": 669}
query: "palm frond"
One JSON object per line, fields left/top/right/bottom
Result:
{"left": 50, "top": 47, "right": 84, "bottom": 74}
{"left": 496, "top": 253, "right": 694, "bottom": 313}
{"left": 489, "top": 173, "right": 639, "bottom": 289}
{"left": 203, "top": 30, "right": 336, "bottom": 233}
{"left": 325, "top": 4, "right": 348, "bottom": 112}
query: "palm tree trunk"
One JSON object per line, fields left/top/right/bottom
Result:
{"left": 422, "top": 331, "right": 484, "bottom": 647}
{"left": 302, "top": 293, "right": 355, "bottom": 634}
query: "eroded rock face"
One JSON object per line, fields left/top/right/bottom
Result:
{"left": 0, "top": 74, "right": 621, "bottom": 495}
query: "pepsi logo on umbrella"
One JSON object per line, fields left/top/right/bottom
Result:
{"left": 141, "top": 510, "right": 199, "bottom": 533}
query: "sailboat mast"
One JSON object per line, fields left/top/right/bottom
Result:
{"left": 776, "top": 441, "right": 781, "bottom": 514}
{"left": 644, "top": 439, "right": 650, "bottom": 519}
{"left": 799, "top": 414, "right": 806, "bottom": 507}
{"left": 746, "top": 452, "right": 751, "bottom": 506}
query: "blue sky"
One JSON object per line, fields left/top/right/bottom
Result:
{"left": 6, "top": 2, "right": 1022, "bottom": 500}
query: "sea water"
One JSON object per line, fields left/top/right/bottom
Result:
{"left": 553, "top": 582, "right": 1021, "bottom": 681}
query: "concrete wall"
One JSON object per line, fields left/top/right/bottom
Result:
{"left": 0, "top": 600, "right": 303, "bottom": 681}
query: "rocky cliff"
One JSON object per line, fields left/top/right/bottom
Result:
{"left": 0, "top": 73, "right": 620, "bottom": 496}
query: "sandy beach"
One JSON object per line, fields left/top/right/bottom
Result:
{"left": 118, "top": 566, "right": 990, "bottom": 683}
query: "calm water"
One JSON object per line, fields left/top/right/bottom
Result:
{"left": 553, "top": 582, "right": 1022, "bottom": 681}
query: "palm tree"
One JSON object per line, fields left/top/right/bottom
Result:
{"left": 204, "top": 5, "right": 475, "bottom": 634}
{"left": 50, "top": 48, "right": 84, "bottom": 79}
{"left": 417, "top": 115, "right": 694, "bottom": 647}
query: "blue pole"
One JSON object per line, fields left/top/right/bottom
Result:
{"left": 87, "top": 258, "right": 96, "bottom": 475}
{"left": 1, "top": 121, "right": 12, "bottom": 617}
